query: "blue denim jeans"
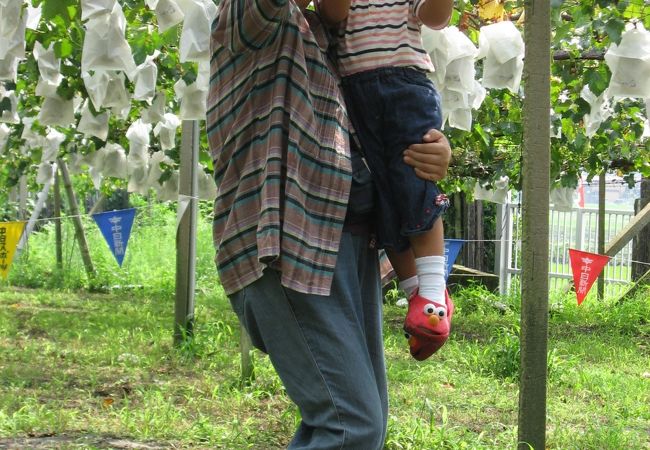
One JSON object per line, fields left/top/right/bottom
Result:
{"left": 342, "top": 67, "right": 448, "bottom": 252}
{"left": 229, "top": 231, "right": 387, "bottom": 449}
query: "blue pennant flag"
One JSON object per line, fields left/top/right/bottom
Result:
{"left": 444, "top": 239, "right": 464, "bottom": 280}
{"left": 92, "top": 208, "right": 136, "bottom": 267}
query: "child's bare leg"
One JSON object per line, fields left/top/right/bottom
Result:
{"left": 410, "top": 217, "right": 445, "bottom": 257}
{"left": 409, "top": 218, "right": 447, "bottom": 307}
{"left": 386, "top": 248, "right": 418, "bottom": 296}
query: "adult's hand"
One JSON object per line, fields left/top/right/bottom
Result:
{"left": 403, "top": 129, "right": 451, "bottom": 182}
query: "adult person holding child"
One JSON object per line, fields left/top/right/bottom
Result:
{"left": 207, "top": 0, "right": 452, "bottom": 447}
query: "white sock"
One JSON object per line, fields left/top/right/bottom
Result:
{"left": 398, "top": 275, "right": 419, "bottom": 297}
{"left": 415, "top": 255, "right": 446, "bottom": 307}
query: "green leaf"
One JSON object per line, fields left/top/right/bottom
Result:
{"left": 584, "top": 68, "right": 610, "bottom": 96}
{"left": 604, "top": 17, "right": 625, "bottom": 45}
{"left": 199, "top": 150, "right": 213, "bottom": 168}
{"left": 473, "top": 123, "right": 491, "bottom": 147}
{"left": 54, "top": 39, "right": 73, "bottom": 59}
{"left": 623, "top": 2, "right": 647, "bottom": 19}
{"left": 42, "top": 0, "right": 76, "bottom": 25}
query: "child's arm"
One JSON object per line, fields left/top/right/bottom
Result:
{"left": 416, "top": 0, "right": 453, "bottom": 29}
{"left": 316, "top": 0, "right": 351, "bottom": 25}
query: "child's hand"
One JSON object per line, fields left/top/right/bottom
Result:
{"left": 402, "top": 129, "right": 451, "bottom": 182}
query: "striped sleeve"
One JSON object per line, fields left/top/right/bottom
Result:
{"left": 212, "top": 0, "right": 289, "bottom": 53}
{"left": 412, "top": 0, "right": 425, "bottom": 24}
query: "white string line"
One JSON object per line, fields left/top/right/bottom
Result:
{"left": 626, "top": 259, "right": 650, "bottom": 267}
{"left": 9, "top": 195, "right": 208, "bottom": 224}
{"left": 15, "top": 204, "right": 153, "bottom": 223}
{"left": 5, "top": 205, "right": 650, "bottom": 267}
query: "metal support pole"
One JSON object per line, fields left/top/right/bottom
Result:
{"left": 575, "top": 207, "right": 584, "bottom": 251}
{"left": 496, "top": 194, "right": 513, "bottom": 296}
{"left": 16, "top": 166, "right": 55, "bottom": 257}
{"left": 174, "top": 120, "right": 199, "bottom": 345}
{"left": 54, "top": 170, "right": 63, "bottom": 270}
{"left": 495, "top": 203, "right": 504, "bottom": 292}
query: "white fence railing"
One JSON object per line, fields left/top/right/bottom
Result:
{"left": 495, "top": 203, "right": 634, "bottom": 298}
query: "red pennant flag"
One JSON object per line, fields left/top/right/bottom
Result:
{"left": 568, "top": 249, "right": 611, "bottom": 305}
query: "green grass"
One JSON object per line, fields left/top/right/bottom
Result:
{"left": 1, "top": 207, "right": 649, "bottom": 449}
{"left": 0, "top": 284, "right": 648, "bottom": 449}
{"left": 7, "top": 201, "right": 218, "bottom": 298}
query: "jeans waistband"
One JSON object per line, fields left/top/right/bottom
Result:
{"left": 341, "top": 66, "right": 429, "bottom": 85}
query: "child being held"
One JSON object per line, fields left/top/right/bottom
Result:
{"left": 328, "top": 0, "right": 455, "bottom": 360}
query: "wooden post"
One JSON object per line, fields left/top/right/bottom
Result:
{"left": 8, "top": 185, "right": 17, "bottom": 204}
{"left": 174, "top": 120, "right": 199, "bottom": 345}
{"left": 616, "top": 269, "right": 650, "bottom": 302}
{"left": 473, "top": 201, "right": 486, "bottom": 272}
{"left": 597, "top": 171, "right": 606, "bottom": 300}
{"left": 632, "top": 178, "right": 650, "bottom": 281}
{"left": 58, "top": 159, "right": 96, "bottom": 280}
{"left": 518, "top": 1, "right": 550, "bottom": 449}
{"left": 463, "top": 198, "right": 483, "bottom": 270}
{"left": 54, "top": 170, "right": 63, "bottom": 270}
{"left": 453, "top": 193, "right": 463, "bottom": 239}
{"left": 605, "top": 201, "right": 650, "bottom": 257}
{"left": 18, "top": 175, "right": 27, "bottom": 220}
{"left": 462, "top": 194, "right": 473, "bottom": 267}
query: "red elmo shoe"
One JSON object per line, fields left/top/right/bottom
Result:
{"left": 404, "top": 290, "right": 454, "bottom": 361}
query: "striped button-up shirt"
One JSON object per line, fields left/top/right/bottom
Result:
{"left": 335, "top": 0, "right": 435, "bottom": 77}
{"left": 208, "top": 0, "right": 353, "bottom": 296}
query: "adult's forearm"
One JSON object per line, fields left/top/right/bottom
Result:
{"left": 417, "top": 0, "right": 453, "bottom": 29}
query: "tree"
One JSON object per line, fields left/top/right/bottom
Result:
{"left": 518, "top": 0, "right": 550, "bottom": 448}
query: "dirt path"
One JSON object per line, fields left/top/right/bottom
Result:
{"left": 0, "top": 435, "right": 176, "bottom": 449}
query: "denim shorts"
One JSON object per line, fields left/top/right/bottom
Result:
{"left": 341, "top": 67, "right": 448, "bottom": 252}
